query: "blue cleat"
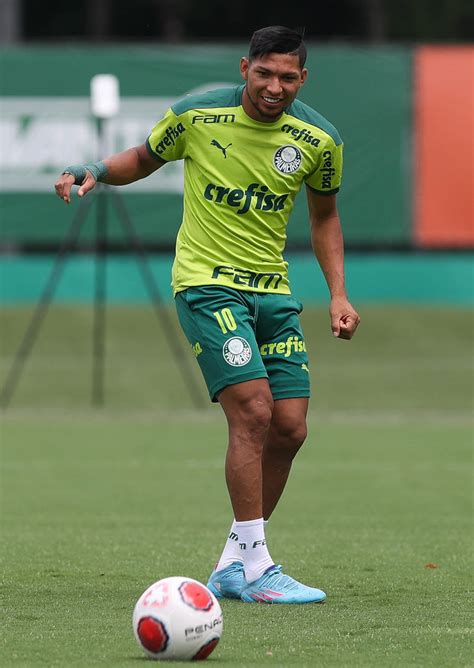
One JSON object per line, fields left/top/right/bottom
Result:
{"left": 207, "top": 561, "right": 245, "bottom": 599}
{"left": 240, "top": 565, "right": 326, "bottom": 604}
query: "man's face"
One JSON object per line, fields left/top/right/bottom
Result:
{"left": 240, "top": 52, "right": 307, "bottom": 122}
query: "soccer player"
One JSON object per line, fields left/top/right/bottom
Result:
{"left": 55, "top": 26, "right": 360, "bottom": 604}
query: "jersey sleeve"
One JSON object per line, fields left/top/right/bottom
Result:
{"left": 305, "top": 139, "right": 343, "bottom": 195}
{"left": 146, "top": 107, "right": 188, "bottom": 163}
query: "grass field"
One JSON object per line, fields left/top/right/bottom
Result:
{"left": 1, "top": 305, "right": 473, "bottom": 666}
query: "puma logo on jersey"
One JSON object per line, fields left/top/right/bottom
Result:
{"left": 211, "top": 139, "right": 232, "bottom": 158}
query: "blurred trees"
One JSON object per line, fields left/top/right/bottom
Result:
{"left": 384, "top": 0, "right": 474, "bottom": 40}
{"left": 12, "top": 0, "right": 474, "bottom": 42}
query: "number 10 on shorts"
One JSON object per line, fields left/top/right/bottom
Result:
{"left": 213, "top": 308, "right": 237, "bottom": 334}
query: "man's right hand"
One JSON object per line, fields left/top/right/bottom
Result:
{"left": 54, "top": 171, "right": 97, "bottom": 204}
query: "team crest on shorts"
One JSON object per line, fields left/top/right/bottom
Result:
{"left": 222, "top": 337, "right": 252, "bottom": 367}
{"left": 273, "top": 145, "right": 302, "bottom": 174}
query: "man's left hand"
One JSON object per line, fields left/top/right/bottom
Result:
{"left": 330, "top": 297, "right": 360, "bottom": 340}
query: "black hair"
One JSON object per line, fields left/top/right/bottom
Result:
{"left": 249, "top": 26, "right": 307, "bottom": 69}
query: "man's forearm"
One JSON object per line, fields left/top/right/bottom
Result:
{"left": 102, "top": 146, "right": 161, "bottom": 185}
{"left": 311, "top": 214, "right": 347, "bottom": 299}
{"left": 57, "top": 143, "right": 163, "bottom": 204}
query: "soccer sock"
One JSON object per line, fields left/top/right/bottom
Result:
{"left": 215, "top": 518, "right": 274, "bottom": 581}
{"left": 234, "top": 518, "right": 274, "bottom": 584}
{"left": 215, "top": 520, "right": 244, "bottom": 572}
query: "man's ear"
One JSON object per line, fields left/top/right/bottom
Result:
{"left": 240, "top": 57, "right": 249, "bottom": 80}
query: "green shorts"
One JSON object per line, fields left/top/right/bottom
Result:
{"left": 175, "top": 285, "right": 311, "bottom": 402}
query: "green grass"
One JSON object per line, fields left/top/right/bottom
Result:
{"left": 1, "top": 306, "right": 473, "bottom": 666}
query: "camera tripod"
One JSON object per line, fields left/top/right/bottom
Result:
{"left": 1, "top": 185, "right": 206, "bottom": 409}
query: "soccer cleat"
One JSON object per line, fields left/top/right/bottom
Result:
{"left": 206, "top": 561, "right": 245, "bottom": 600}
{"left": 240, "top": 565, "right": 326, "bottom": 604}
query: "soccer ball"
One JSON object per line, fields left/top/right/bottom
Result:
{"left": 133, "top": 576, "right": 223, "bottom": 661}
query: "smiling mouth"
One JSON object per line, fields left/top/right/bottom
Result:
{"left": 262, "top": 96, "right": 283, "bottom": 104}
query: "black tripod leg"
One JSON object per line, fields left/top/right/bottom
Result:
{"left": 0, "top": 196, "right": 94, "bottom": 409}
{"left": 92, "top": 186, "right": 107, "bottom": 407}
{"left": 110, "top": 190, "right": 207, "bottom": 409}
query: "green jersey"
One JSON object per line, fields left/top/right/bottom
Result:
{"left": 146, "top": 84, "right": 343, "bottom": 295}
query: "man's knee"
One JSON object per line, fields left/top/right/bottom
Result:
{"left": 269, "top": 416, "right": 307, "bottom": 455}
{"left": 220, "top": 380, "right": 274, "bottom": 436}
{"left": 235, "top": 392, "right": 274, "bottom": 436}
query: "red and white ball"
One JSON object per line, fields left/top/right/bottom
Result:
{"left": 133, "top": 576, "right": 223, "bottom": 661}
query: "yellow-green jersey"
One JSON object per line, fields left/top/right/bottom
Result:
{"left": 146, "top": 84, "right": 343, "bottom": 295}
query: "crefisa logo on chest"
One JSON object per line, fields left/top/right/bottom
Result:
{"left": 273, "top": 145, "right": 302, "bottom": 174}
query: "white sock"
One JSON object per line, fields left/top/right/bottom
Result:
{"left": 234, "top": 518, "right": 274, "bottom": 583}
{"left": 215, "top": 520, "right": 244, "bottom": 572}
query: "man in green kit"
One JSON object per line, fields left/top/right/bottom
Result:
{"left": 55, "top": 25, "right": 360, "bottom": 604}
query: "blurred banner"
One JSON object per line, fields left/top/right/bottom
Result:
{"left": 414, "top": 46, "right": 474, "bottom": 247}
{"left": 0, "top": 44, "right": 472, "bottom": 249}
